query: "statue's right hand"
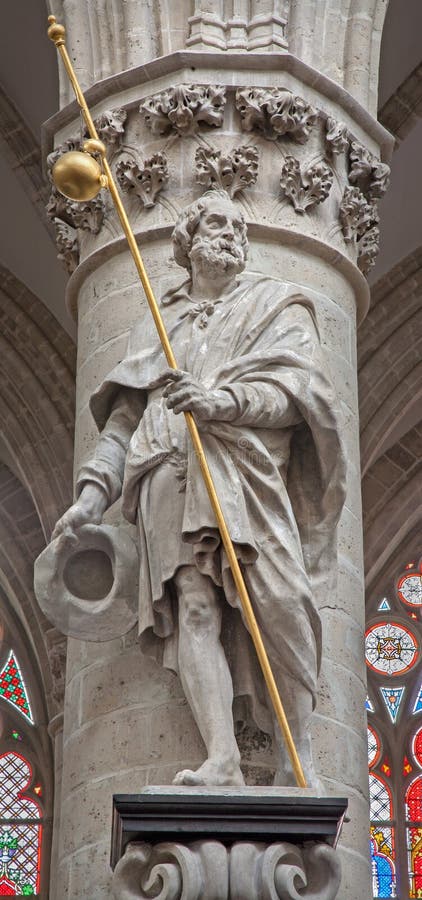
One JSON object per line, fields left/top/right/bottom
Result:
{"left": 51, "top": 483, "right": 108, "bottom": 543}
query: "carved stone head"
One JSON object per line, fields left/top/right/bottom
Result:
{"left": 172, "top": 191, "right": 248, "bottom": 277}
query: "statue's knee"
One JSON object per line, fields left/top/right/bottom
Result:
{"left": 175, "top": 567, "right": 220, "bottom": 633}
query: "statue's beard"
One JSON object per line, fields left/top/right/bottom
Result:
{"left": 190, "top": 236, "right": 246, "bottom": 278}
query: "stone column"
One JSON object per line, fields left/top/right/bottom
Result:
{"left": 43, "top": 5, "right": 393, "bottom": 898}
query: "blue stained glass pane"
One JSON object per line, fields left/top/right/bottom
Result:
{"left": 371, "top": 837, "right": 396, "bottom": 898}
{"left": 366, "top": 696, "right": 375, "bottom": 712}
{"left": 413, "top": 687, "right": 422, "bottom": 714}
{"left": 378, "top": 598, "right": 391, "bottom": 612}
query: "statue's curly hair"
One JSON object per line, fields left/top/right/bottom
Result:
{"left": 172, "top": 191, "right": 248, "bottom": 272}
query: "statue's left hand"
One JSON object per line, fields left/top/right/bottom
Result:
{"left": 162, "top": 370, "right": 233, "bottom": 421}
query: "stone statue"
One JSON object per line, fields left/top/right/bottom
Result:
{"left": 52, "top": 190, "right": 346, "bottom": 789}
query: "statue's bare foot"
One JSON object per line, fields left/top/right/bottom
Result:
{"left": 173, "top": 758, "right": 244, "bottom": 787}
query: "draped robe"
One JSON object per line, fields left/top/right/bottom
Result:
{"left": 77, "top": 274, "right": 346, "bottom": 734}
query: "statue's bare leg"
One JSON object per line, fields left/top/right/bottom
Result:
{"left": 172, "top": 565, "right": 244, "bottom": 787}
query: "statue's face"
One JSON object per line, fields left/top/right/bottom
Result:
{"left": 190, "top": 197, "right": 247, "bottom": 277}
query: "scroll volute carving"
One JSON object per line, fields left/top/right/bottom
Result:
{"left": 236, "top": 87, "right": 317, "bottom": 143}
{"left": 139, "top": 85, "right": 227, "bottom": 136}
{"left": 195, "top": 146, "right": 259, "bottom": 198}
{"left": 280, "top": 156, "right": 333, "bottom": 213}
{"left": 112, "top": 839, "right": 342, "bottom": 900}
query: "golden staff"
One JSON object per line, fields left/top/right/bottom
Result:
{"left": 47, "top": 15, "right": 307, "bottom": 789}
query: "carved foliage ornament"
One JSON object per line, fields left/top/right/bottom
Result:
{"left": 339, "top": 186, "right": 379, "bottom": 243}
{"left": 236, "top": 87, "right": 317, "bottom": 143}
{"left": 140, "top": 85, "right": 227, "bottom": 136}
{"left": 195, "top": 145, "right": 259, "bottom": 198}
{"left": 280, "top": 156, "right": 333, "bottom": 213}
{"left": 116, "top": 153, "right": 169, "bottom": 208}
{"left": 111, "top": 839, "right": 342, "bottom": 900}
{"left": 325, "top": 117, "right": 349, "bottom": 155}
{"left": 349, "top": 141, "right": 390, "bottom": 199}
{"left": 92, "top": 108, "right": 127, "bottom": 146}
{"left": 357, "top": 224, "right": 380, "bottom": 275}
{"left": 54, "top": 220, "right": 79, "bottom": 274}
{"left": 339, "top": 185, "right": 380, "bottom": 274}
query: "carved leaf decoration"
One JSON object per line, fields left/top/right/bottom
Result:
{"left": 116, "top": 153, "right": 169, "bottom": 208}
{"left": 54, "top": 220, "right": 79, "bottom": 275}
{"left": 93, "top": 108, "right": 127, "bottom": 146}
{"left": 326, "top": 117, "right": 349, "bottom": 155}
{"left": 195, "top": 145, "right": 259, "bottom": 198}
{"left": 280, "top": 156, "right": 333, "bottom": 213}
{"left": 46, "top": 188, "right": 105, "bottom": 234}
{"left": 349, "top": 141, "right": 390, "bottom": 199}
{"left": 236, "top": 87, "right": 317, "bottom": 143}
{"left": 357, "top": 224, "right": 380, "bottom": 275}
{"left": 140, "top": 85, "right": 226, "bottom": 136}
{"left": 339, "top": 186, "right": 379, "bottom": 242}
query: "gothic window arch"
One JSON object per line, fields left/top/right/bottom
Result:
{"left": 366, "top": 558, "right": 422, "bottom": 899}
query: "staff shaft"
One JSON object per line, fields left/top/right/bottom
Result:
{"left": 47, "top": 16, "right": 307, "bottom": 789}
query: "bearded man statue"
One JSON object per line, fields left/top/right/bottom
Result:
{"left": 52, "top": 190, "right": 346, "bottom": 789}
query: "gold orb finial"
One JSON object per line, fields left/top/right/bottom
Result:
{"left": 47, "top": 15, "right": 66, "bottom": 45}
{"left": 52, "top": 151, "right": 105, "bottom": 202}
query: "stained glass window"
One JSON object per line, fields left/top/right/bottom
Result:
{"left": 365, "top": 621, "right": 419, "bottom": 676}
{"left": 0, "top": 753, "right": 42, "bottom": 895}
{"left": 367, "top": 558, "right": 422, "bottom": 899}
{"left": 0, "top": 653, "right": 33, "bottom": 724}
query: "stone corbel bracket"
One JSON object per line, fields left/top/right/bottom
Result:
{"left": 116, "top": 152, "right": 169, "bottom": 208}
{"left": 235, "top": 87, "right": 318, "bottom": 143}
{"left": 112, "top": 839, "right": 342, "bottom": 900}
{"left": 195, "top": 145, "right": 259, "bottom": 198}
{"left": 280, "top": 156, "right": 333, "bottom": 214}
{"left": 139, "top": 85, "right": 227, "bottom": 136}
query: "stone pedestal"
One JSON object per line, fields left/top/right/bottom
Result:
{"left": 111, "top": 787, "right": 347, "bottom": 900}
{"left": 41, "top": 6, "right": 394, "bottom": 897}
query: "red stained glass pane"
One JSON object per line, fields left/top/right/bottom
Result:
{"left": 0, "top": 653, "right": 33, "bottom": 723}
{"left": 368, "top": 724, "right": 381, "bottom": 768}
{"left": 407, "top": 827, "right": 422, "bottom": 898}
{"left": 406, "top": 777, "right": 422, "bottom": 823}
{"left": 413, "top": 729, "right": 422, "bottom": 769}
